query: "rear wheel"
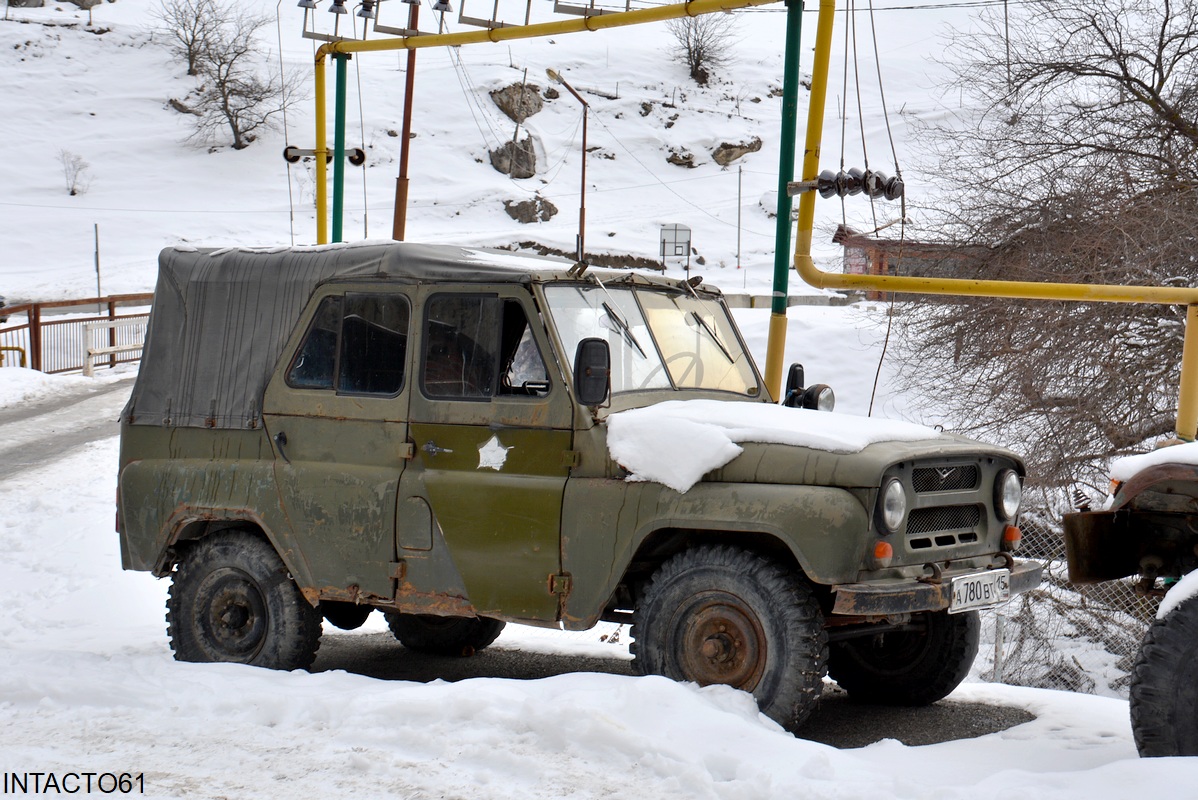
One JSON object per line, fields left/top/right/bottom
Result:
{"left": 1130, "top": 597, "right": 1198, "bottom": 756}
{"left": 827, "top": 610, "right": 979, "bottom": 705}
{"left": 631, "top": 545, "right": 828, "bottom": 731}
{"left": 167, "top": 531, "right": 322, "bottom": 669}
{"left": 385, "top": 613, "right": 506, "bottom": 657}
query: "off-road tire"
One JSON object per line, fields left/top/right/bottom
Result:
{"left": 166, "top": 531, "right": 322, "bottom": 670}
{"left": 1130, "top": 597, "right": 1198, "bottom": 757}
{"left": 827, "top": 610, "right": 979, "bottom": 705}
{"left": 385, "top": 613, "right": 506, "bottom": 657}
{"left": 631, "top": 545, "right": 828, "bottom": 731}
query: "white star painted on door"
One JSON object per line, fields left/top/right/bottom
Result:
{"left": 478, "top": 434, "right": 512, "bottom": 471}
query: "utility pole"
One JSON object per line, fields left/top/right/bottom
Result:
{"left": 391, "top": 0, "right": 420, "bottom": 240}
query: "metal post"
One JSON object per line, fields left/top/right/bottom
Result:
{"left": 29, "top": 303, "right": 41, "bottom": 372}
{"left": 392, "top": 2, "right": 420, "bottom": 241}
{"left": 1177, "top": 306, "right": 1198, "bottom": 441}
{"left": 547, "top": 69, "right": 589, "bottom": 263}
{"left": 332, "top": 53, "right": 350, "bottom": 243}
{"left": 763, "top": 0, "right": 805, "bottom": 400}
{"left": 315, "top": 56, "right": 329, "bottom": 245}
{"left": 578, "top": 100, "right": 588, "bottom": 262}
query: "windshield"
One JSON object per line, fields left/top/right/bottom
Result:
{"left": 544, "top": 282, "right": 759, "bottom": 396}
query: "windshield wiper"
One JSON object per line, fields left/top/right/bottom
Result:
{"left": 601, "top": 300, "right": 647, "bottom": 358}
{"left": 689, "top": 310, "right": 733, "bottom": 363}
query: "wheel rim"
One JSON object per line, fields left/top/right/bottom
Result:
{"left": 676, "top": 593, "right": 767, "bottom": 690}
{"left": 200, "top": 568, "right": 268, "bottom": 661}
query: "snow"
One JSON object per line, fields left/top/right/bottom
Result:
{"left": 1158, "top": 571, "right": 1198, "bottom": 620}
{"left": 3, "top": 422, "right": 1198, "bottom": 796}
{"left": 1109, "top": 440, "right": 1198, "bottom": 483}
{"left": 607, "top": 399, "right": 938, "bottom": 492}
{"left": 4, "top": 0, "right": 1198, "bottom": 794}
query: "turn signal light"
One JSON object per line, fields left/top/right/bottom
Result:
{"left": 873, "top": 540, "right": 894, "bottom": 568}
{"left": 1001, "top": 525, "right": 1022, "bottom": 552}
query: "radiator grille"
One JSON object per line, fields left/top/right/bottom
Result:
{"left": 907, "top": 504, "right": 982, "bottom": 535}
{"left": 912, "top": 465, "right": 979, "bottom": 493}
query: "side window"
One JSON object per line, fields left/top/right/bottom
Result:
{"left": 338, "top": 295, "right": 410, "bottom": 395}
{"left": 287, "top": 296, "right": 341, "bottom": 390}
{"left": 499, "top": 300, "right": 550, "bottom": 397}
{"left": 423, "top": 295, "right": 500, "bottom": 399}
{"left": 286, "top": 293, "right": 410, "bottom": 396}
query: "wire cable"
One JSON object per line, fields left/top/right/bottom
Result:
{"left": 276, "top": 0, "right": 297, "bottom": 245}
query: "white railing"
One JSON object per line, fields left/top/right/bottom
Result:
{"left": 82, "top": 316, "right": 148, "bottom": 377}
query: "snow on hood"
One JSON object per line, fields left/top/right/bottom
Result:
{"left": 1109, "top": 441, "right": 1198, "bottom": 483}
{"left": 606, "top": 400, "right": 939, "bottom": 493}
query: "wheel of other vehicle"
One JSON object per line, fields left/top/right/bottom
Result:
{"left": 631, "top": 545, "right": 828, "bottom": 731}
{"left": 827, "top": 610, "right": 979, "bottom": 706}
{"left": 166, "top": 531, "right": 322, "bottom": 670}
{"left": 321, "top": 601, "right": 374, "bottom": 631}
{"left": 385, "top": 613, "right": 506, "bottom": 657}
{"left": 1130, "top": 597, "right": 1198, "bottom": 757}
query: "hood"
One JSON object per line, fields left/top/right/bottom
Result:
{"left": 605, "top": 399, "right": 1021, "bottom": 493}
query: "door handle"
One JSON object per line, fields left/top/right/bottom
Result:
{"left": 422, "top": 440, "right": 454, "bottom": 456}
{"left": 274, "top": 431, "right": 291, "bottom": 464}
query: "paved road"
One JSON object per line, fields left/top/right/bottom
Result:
{"left": 314, "top": 631, "right": 1034, "bottom": 748}
{"left": 0, "top": 376, "right": 134, "bottom": 480}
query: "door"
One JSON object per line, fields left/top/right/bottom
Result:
{"left": 262, "top": 289, "right": 414, "bottom": 602}
{"left": 400, "top": 288, "right": 573, "bottom": 623}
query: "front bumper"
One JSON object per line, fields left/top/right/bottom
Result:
{"left": 830, "top": 558, "right": 1042, "bottom": 616}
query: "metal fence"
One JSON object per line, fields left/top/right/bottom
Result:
{"left": 0, "top": 294, "right": 153, "bottom": 374}
{"left": 975, "top": 506, "right": 1157, "bottom": 698}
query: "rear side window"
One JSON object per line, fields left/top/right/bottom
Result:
{"left": 286, "top": 294, "right": 410, "bottom": 396}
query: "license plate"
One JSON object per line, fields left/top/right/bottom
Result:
{"left": 949, "top": 569, "right": 1011, "bottom": 614}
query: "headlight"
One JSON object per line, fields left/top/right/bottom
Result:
{"left": 801, "top": 384, "right": 835, "bottom": 412}
{"left": 879, "top": 478, "right": 906, "bottom": 533}
{"left": 995, "top": 470, "right": 1022, "bottom": 520}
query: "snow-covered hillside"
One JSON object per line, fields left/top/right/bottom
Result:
{"left": 1, "top": 0, "right": 966, "bottom": 303}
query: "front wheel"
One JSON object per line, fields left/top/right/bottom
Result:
{"left": 166, "top": 531, "right": 322, "bottom": 670}
{"left": 827, "top": 610, "right": 979, "bottom": 706}
{"left": 631, "top": 545, "right": 828, "bottom": 731}
{"left": 385, "top": 613, "right": 506, "bottom": 657}
{"left": 1130, "top": 597, "right": 1198, "bottom": 756}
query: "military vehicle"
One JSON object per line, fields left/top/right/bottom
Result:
{"left": 1066, "top": 454, "right": 1198, "bottom": 756}
{"left": 117, "top": 242, "right": 1040, "bottom": 730}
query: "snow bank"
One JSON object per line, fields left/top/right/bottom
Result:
{"left": 607, "top": 399, "right": 938, "bottom": 492}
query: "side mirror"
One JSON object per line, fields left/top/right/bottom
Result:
{"left": 782, "top": 362, "right": 836, "bottom": 411}
{"left": 573, "top": 338, "right": 611, "bottom": 407}
{"left": 782, "top": 363, "right": 805, "bottom": 407}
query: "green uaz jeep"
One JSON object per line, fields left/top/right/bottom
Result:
{"left": 117, "top": 242, "right": 1040, "bottom": 730}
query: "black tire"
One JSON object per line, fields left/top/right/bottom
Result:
{"left": 385, "top": 613, "right": 506, "bottom": 657}
{"left": 1130, "top": 597, "right": 1198, "bottom": 757}
{"left": 321, "top": 602, "right": 373, "bottom": 631}
{"left": 827, "top": 610, "right": 979, "bottom": 706}
{"left": 631, "top": 545, "right": 828, "bottom": 731}
{"left": 166, "top": 531, "right": 322, "bottom": 670}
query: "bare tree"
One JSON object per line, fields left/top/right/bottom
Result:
{"left": 666, "top": 14, "right": 737, "bottom": 86}
{"left": 154, "top": 0, "right": 227, "bottom": 76}
{"left": 192, "top": 10, "right": 301, "bottom": 150}
{"left": 888, "top": 0, "right": 1198, "bottom": 492}
{"left": 159, "top": 3, "right": 302, "bottom": 150}
{"left": 59, "top": 149, "right": 91, "bottom": 195}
